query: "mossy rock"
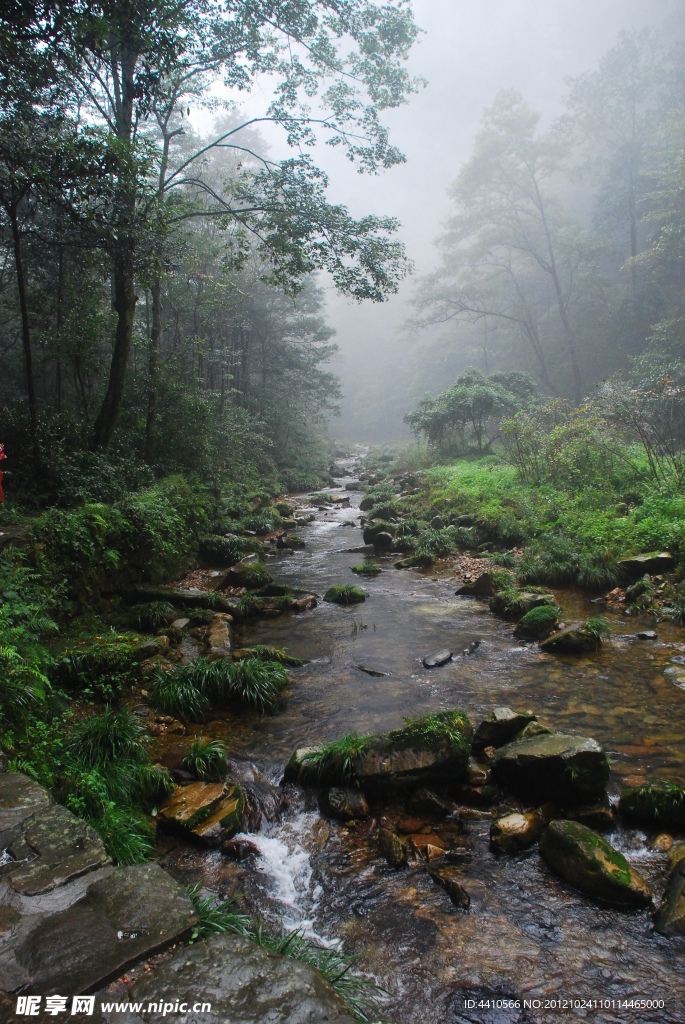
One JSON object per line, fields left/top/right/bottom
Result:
{"left": 394, "top": 553, "right": 435, "bottom": 569}
{"left": 275, "top": 501, "right": 294, "bottom": 516}
{"left": 540, "top": 819, "right": 653, "bottom": 907}
{"left": 619, "top": 782, "right": 685, "bottom": 830}
{"left": 287, "top": 710, "right": 472, "bottom": 791}
{"left": 351, "top": 563, "right": 382, "bottom": 577}
{"left": 224, "top": 561, "right": 274, "bottom": 591}
{"left": 324, "top": 585, "right": 366, "bottom": 605}
{"left": 492, "top": 732, "right": 610, "bottom": 805}
{"left": 276, "top": 534, "right": 305, "bottom": 550}
{"left": 489, "top": 590, "right": 559, "bottom": 620}
{"left": 367, "top": 503, "right": 399, "bottom": 521}
{"left": 514, "top": 605, "right": 560, "bottom": 640}
{"left": 539, "top": 621, "right": 606, "bottom": 654}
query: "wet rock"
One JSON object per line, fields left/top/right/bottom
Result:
{"left": 3, "top": 863, "right": 197, "bottom": 995}
{"left": 427, "top": 866, "right": 470, "bottom": 908}
{"left": 456, "top": 572, "right": 496, "bottom": 598}
{"left": 98, "top": 932, "right": 358, "bottom": 1024}
{"left": 422, "top": 649, "right": 452, "bottom": 668}
{"left": 170, "top": 617, "right": 190, "bottom": 630}
{"left": 636, "top": 630, "right": 658, "bottom": 640}
{"left": 539, "top": 622, "right": 604, "bottom": 654}
{"left": 490, "top": 812, "right": 542, "bottom": 854}
{"left": 397, "top": 816, "right": 427, "bottom": 834}
{"left": 468, "top": 760, "right": 490, "bottom": 787}
{"left": 378, "top": 828, "right": 408, "bottom": 869}
{"left": 473, "top": 707, "right": 537, "bottom": 750}
{"left": 618, "top": 552, "right": 674, "bottom": 579}
{"left": 283, "top": 747, "right": 321, "bottom": 784}
{"left": 5, "top": 805, "right": 109, "bottom": 895}
{"left": 655, "top": 856, "right": 685, "bottom": 937}
{"left": 133, "top": 636, "right": 170, "bottom": 660}
{"left": 276, "top": 534, "right": 305, "bottom": 550}
{"left": 292, "top": 594, "right": 317, "bottom": 612}
{"left": 408, "top": 787, "right": 454, "bottom": 817}
{"left": 0, "top": 773, "right": 52, "bottom": 851}
{"left": 492, "top": 732, "right": 610, "bottom": 805}
{"left": 540, "top": 820, "right": 652, "bottom": 908}
{"left": 362, "top": 521, "right": 395, "bottom": 545}
{"left": 206, "top": 612, "right": 232, "bottom": 657}
{"left": 489, "top": 591, "right": 558, "bottom": 620}
{"left": 345, "top": 480, "right": 362, "bottom": 490}
{"left": 619, "top": 782, "right": 685, "bottom": 830}
{"left": 222, "top": 560, "right": 274, "bottom": 591}
{"left": 319, "top": 787, "right": 369, "bottom": 820}
{"left": 653, "top": 834, "right": 674, "bottom": 852}
{"left": 158, "top": 782, "right": 244, "bottom": 845}
{"left": 356, "top": 665, "right": 389, "bottom": 677}
{"left": 668, "top": 843, "right": 685, "bottom": 872}
{"left": 515, "top": 720, "right": 553, "bottom": 741}
{"left": 408, "top": 834, "right": 445, "bottom": 860}
{"left": 395, "top": 554, "right": 435, "bottom": 569}
{"left": 222, "top": 838, "right": 261, "bottom": 861}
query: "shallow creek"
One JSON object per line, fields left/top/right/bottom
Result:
{"left": 158, "top": 460, "right": 685, "bottom": 1024}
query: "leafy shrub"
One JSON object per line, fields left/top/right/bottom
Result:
{"left": 52, "top": 632, "right": 145, "bottom": 698}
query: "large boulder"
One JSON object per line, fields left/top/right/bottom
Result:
{"left": 362, "top": 521, "right": 395, "bottom": 545}
{"left": 456, "top": 572, "right": 496, "bottom": 598}
{"left": 539, "top": 820, "right": 653, "bottom": 908}
{"left": 491, "top": 732, "right": 609, "bottom": 805}
{"left": 513, "top": 605, "right": 560, "bottom": 640}
{"left": 97, "top": 932, "right": 358, "bottom": 1024}
{"left": 619, "top": 782, "right": 685, "bottom": 830}
{"left": 158, "top": 781, "right": 244, "bottom": 845}
{"left": 285, "top": 711, "right": 472, "bottom": 792}
{"left": 618, "top": 552, "right": 674, "bottom": 579}
{"left": 473, "top": 707, "right": 537, "bottom": 750}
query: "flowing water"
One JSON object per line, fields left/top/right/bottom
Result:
{"left": 159, "top": 455, "right": 685, "bottom": 1024}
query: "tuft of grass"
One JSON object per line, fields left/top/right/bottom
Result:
{"left": 351, "top": 564, "right": 382, "bottom": 577}
{"left": 181, "top": 737, "right": 229, "bottom": 781}
{"left": 151, "top": 669, "right": 211, "bottom": 722}
{"left": 186, "top": 884, "right": 252, "bottom": 938}
{"left": 242, "top": 644, "right": 305, "bottom": 667}
{"left": 151, "top": 657, "right": 289, "bottom": 720}
{"left": 92, "top": 805, "right": 155, "bottom": 865}
{"left": 301, "top": 732, "right": 370, "bottom": 784}
{"left": 134, "top": 601, "right": 176, "bottom": 632}
{"left": 324, "top": 585, "right": 366, "bottom": 605}
{"left": 584, "top": 616, "right": 611, "bottom": 641}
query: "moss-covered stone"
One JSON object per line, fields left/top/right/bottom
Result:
{"left": 223, "top": 561, "right": 274, "bottom": 591}
{"left": 362, "top": 521, "right": 396, "bottom": 545}
{"left": 619, "top": 782, "right": 685, "bottom": 830}
{"left": 323, "top": 585, "right": 366, "bottom": 605}
{"left": 540, "top": 819, "right": 653, "bottom": 907}
{"left": 489, "top": 590, "right": 559, "bottom": 620}
{"left": 351, "top": 563, "right": 382, "bottom": 576}
{"left": 539, "top": 621, "right": 605, "bottom": 654}
{"left": 394, "top": 553, "right": 435, "bottom": 569}
{"left": 514, "top": 605, "right": 560, "bottom": 640}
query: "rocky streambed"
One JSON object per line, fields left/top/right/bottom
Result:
{"left": 4, "top": 455, "right": 685, "bottom": 1023}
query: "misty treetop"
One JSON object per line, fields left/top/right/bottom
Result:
{"left": 410, "top": 30, "right": 685, "bottom": 415}
{"left": 0, "top": 0, "right": 423, "bottom": 495}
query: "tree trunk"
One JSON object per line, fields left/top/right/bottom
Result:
{"left": 9, "top": 204, "right": 41, "bottom": 472}
{"left": 145, "top": 276, "right": 162, "bottom": 461}
{"left": 93, "top": 249, "right": 136, "bottom": 449}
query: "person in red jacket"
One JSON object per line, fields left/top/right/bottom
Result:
{"left": 0, "top": 444, "right": 6, "bottom": 503}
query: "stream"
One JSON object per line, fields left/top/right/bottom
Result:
{"left": 158, "top": 454, "right": 685, "bottom": 1024}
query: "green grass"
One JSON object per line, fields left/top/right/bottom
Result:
{"left": 151, "top": 657, "right": 289, "bottom": 721}
{"left": 324, "top": 585, "right": 366, "bottom": 605}
{"left": 350, "top": 563, "right": 382, "bottom": 576}
{"left": 181, "top": 738, "right": 229, "bottom": 781}
{"left": 241, "top": 644, "right": 305, "bottom": 666}
{"left": 133, "top": 601, "right": 176, "bottom": 631}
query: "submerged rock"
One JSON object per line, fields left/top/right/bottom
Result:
{"left": 473, "top": 707, "right": 537, "bottom": 750}
{"left": 619, "top": 782, "right": 685, "bottom": 830}
{"left": 540, "top": 820, "right": 653, "bottom": 908}
{"left": 491, "top": 732, "right": 610, "bottom": 805}
{"left": 319, "top": 787, "right": 369, "bottom": 820}
{"left": 428, "top": 866, "right": 470, "bottom": 908}
{"left": 158, "top": 781, "right": 244, "bottom": 845}
{"left": 422, "top": 649, "right": 452, "bottom": 668}
{"left": 490, "top": 812, "right": 542, "bottom": 854}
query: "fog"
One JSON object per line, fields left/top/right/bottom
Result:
{"left": 313, "top": 0, "right": 685, "bottom": 441}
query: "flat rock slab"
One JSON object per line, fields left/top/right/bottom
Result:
{"left": 3, "top": 863, "right": 197, "bottom": 994}
{"left": 158, "top": 781, "right": 244, "bottom": 844}
{"left": 540, "top": 820, "right": 652, "bottom": 908}
{"left": 473, "top": 707, "right": 536, "bottom": 750}
{"left": 0, "top": 773, "right": 52, "bottom": 850}
{"left": 491, "top": 732, "right": 609, "bottom": 805}
{"left": 422, "top": 649, "right": 452, "bottom": 668}
{"left": 618, "top": 552, "right": 674, "bottom": 579}
{"left": 98, "top": 932, "right": 357, "bottom": 1024}
{"left": 6, "top": 804, "right": 109, "bottom": 895}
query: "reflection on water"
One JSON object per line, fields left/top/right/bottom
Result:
{"left": 164, "top": 460, "right": 685, "bottom": 1023}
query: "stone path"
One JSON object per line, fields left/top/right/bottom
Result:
{"left": 0, "top": 772, "right": 356, "bottom": 1023}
